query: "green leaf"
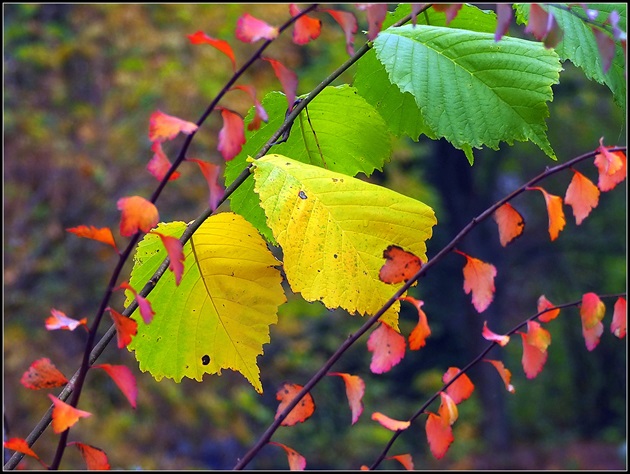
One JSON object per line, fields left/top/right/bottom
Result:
{"left": 250, "top": 154, "right": 437, "bottom": 328}
{"left": 225, "top": 85, "right": 393, "bottom": 242}
{"left": 373, "top": 25, "right": 561, "bottom": 162}
{"left": 125, "top": 213, "right": 285, "bottom": 393}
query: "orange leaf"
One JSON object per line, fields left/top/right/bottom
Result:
{"left": 564, "top": 169, "right": 600, "bottom": 225}
{"left": 611, "top": 297, "right": 626, "bottom": 338}
{"left": 289, "top": 4, "right": 322, "bottom": 45}
{"left": 493, "top": 202, "right": 525, "bottom": 247}
{"left": 356, "top": 3, "right": 388, "bottom": 40}
{"left": 231, "top": 85, "right": 268, "bottom": 131}
{"left": 217, "top": 107, "right": 246, "bottom": 161}
{"left": 94, "top": 364, "right": 138, "bottom": 409}
{"left": 187, "top": 31, "right": 236, "bottom": 71}
{"left": 432, "top": 3, "right": 463, "bottom": 24}
{"left": 481, "top": 321, "right": 510, "bottom": 347}
{"left": 148, "top": 110, "right": 198, "bottom": 143}
{"left": 371, "top": 412, "right": 410, "bottom": 431}
{"left": 379, "top": 245, "right": 422, "bottom": 284}
{"left": 66, "top": 225, "right": 118, "bottom": 252}
{"left": 425, "top": 412, "right": 454, "bottom": 459}
{"left": 4, "top": 438, "right": 42, "bottom": 462}
{"left": 594, "top": 139, "right": 626, "bottom": 191}
{"left": 519, "top": 321, "right": 551, "bottom": 379}
{"left": 322, "top": 9, "right": 358, "bottom": 55}
{"left": 150, "top": 232, "right": 185, "bottom": 286}
{"left": 147, "top": 142, "right": 181, "bottom": 182}
{"left": 20, "top": 357, "right": 68, "bottom": 390}
{"left": 455, "top": 250, "right": 497, "bottom": 313}
{"left": 525, "top": 320, "right": 551, "bottom": 352}
{"left": 442, "top": 367, "right": 474, "bottom": 404}
{"left": 187, "top": 158, "right": 225, "bottom": 211}
{"left": 580, "top": 292, "right": 606, "bottom": 330}
{"left": 118, "top": 282, "right": 155, "bottom": 325}
{"left": 328, "top": 372, "right": 365, "bottom": 425}
{"left": 527, "top": 186, "right": 566, "bottom": 241}
{"left": 582, "top": 320, "right": 604, "bottom": 352}
{"left": 117, "top": 196, "right": 159, "bottom": 237}
{"left": 69, "top": 442, "right": 111, "bottom": 470}
{"left": 537, "top": 295, "right": 560, "bottom": 323}
{"left": 386, "top": 454, "right": 414, "bottom": 471}
{"left": 438, "top": 392, "right": 459, "bottom": 426}
{"left": 45, "top": 308, "right": 88, "bottom": 331}
{"left": 262, "top": 57, "right": 298, "bottom": 107}
{"left": 48, "top": 394, "right": 92, "bottom": 433}
{"left": 269, "top": 441, "right": 306, "bottom": 471}
{"left": 108, "top": 307, "right": 137, "bottom": 349}
{"left": 235, "top": 13, "right": 279, "bottom": 43}
{"left": 275, "top": 382, "right": 315, "bottom": 426}
{"left": 484, "top": 359, "right": 515, "bottom": 393}
{"left": 399, "top": 297, "right": 431, "bottom": 350}
{"left": 367, "top": 322, "right": 406, "bottom": 374}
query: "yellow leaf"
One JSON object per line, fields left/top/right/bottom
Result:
{"left": 250, "top": 154, "right": 436, "bottom": 327}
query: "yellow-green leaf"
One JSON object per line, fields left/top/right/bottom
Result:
{"left": 125, "top": 213, "right": 285, "bottom": 393}
{"left": 250, "top": 154, "right": 437, "bottom": 327}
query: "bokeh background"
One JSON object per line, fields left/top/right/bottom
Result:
{"left": 4, "top": 4, "right": 627, "bottom": 470}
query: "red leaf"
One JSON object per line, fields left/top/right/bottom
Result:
{"left": 235, "top": 13, "right": 279, "bottom": 43}
{"left": 399, "top": 297, "right": 431, "bottom": 350}
{"left": 66, "top": 225, "right": 118, "bottom": 252}
{"left": 108, "top": 307, "right": 138, "bottom": 349}
{"left": 118, "top": 282, "right": 155, "bottom": 325}
{"left": 94, "top": 364, "right": 138, "bottom": 409}
{"left": 371, "top": 412, "right": 410, "bottom": 431}
{"left": 592, "top": 26, "right": 616, "bottom": 74}
{"left": 425, "top": 412, "right": 454, "bottom": 459}
{"left": 481, "top": 321, "right": 510, "bottom": 347}
{"left": 20, "top": 358, "right": 68, "bottom": 390}
{"left": 442, "top": 367, "right": 474, "bottom": 404}
{"left": 187, "top": 158, "right": 225, "bottom": 211}
{"left": 262, "top": 56, "right": 299, "bottom": 107}
{"left": 493, "top": 202, "right": 525, "bottom": 247}
{"left": 525, "top": 320, "right": 551, "bottom": 352}
{"left": 455, "top": 250, "right": 497, "bottom": 313}
{"left": 526, "top": 186, "right": 566, "bottom": 241}
{"left": 611, "top": 297, "right": 626, "bottom": 339}
{"left": 187, "top": 31, "right": 236, "bottom": 71}
{"left": 537, "top": 294, "right": 560, "bottom": 323}
{"left": 594, "top": 139, "right": 626, "bottom": 192}
{"left": 4, "top": 438, "right": 42, "bottom": 463}
{"left": 356, "top": 4, "right": 388, "bottom": 40}
{"left": 583, "top": 320, "right": 604, "bottom": 351}
{"left": 432, "top": 3, "right": 463, "bottom": 25}
{"left": 484, "top": 359, "right": 516, "bottom": 393}
{"left": 69, "top": 442, "right": 111, "bottom": 470}
{"left": 580, "top": 292, "right": 606, "bottom": 330}
{"left": 269, "top": 441, "right": 306, "bottom": 471}
{"left": 117, "top": 196, "right": 159, "bottom": 237}
{"left": 275, "top": 382, "right": 315, "bottom": 426}
{"left": 564, "top": 169, "right": 600, "bottom": 225}
{"left": 379, "top": 245, "right": 423, "bottom": 284}
{"left": 519, "top": 321, "right": 551, "bottom": 379}
{"left": 48, "top": 394, "right": 92, "bottom": 433}
{"left": 149, "top": 110, "right": 198, "bottom": 143}
{"left": 386, "top": 454, "right": 414, "bottom": 470}
{"left": 217, "top": 107, "right": 246, "bottom": 161}
{"left": 323, "top": 9, "right": 358, "bottom": 55}
{"left": 289, "top": 4, "right": 322, "bottom": 45}
{"left": 147, "top": 142, "right": 181, "bottom": 182}
{"left": 495, "top": 3, "right": 513, "bottom": 42}
{"left": 525, "top": 4, "right": 563, "bottom": 48}
{"left": 438, "top": 392, "right": 459, "bottom": 426}
{"left": 150, "top": 231, "right": 185, "bottom": 286}
{"left": 45, "top": 308, "right": 88, "bottom": 331}
{"left": 367, "top": 322, "right": 406, "bottom": 374}
{"left": 231, "top": 84, "right": 269, "bottom": 131}
{"left": 328, "top": 372, "right": 365, "bottom": 424}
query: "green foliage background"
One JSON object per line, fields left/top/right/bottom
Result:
{"left": 3, "top": 4, "right": 626, "bottom": 470}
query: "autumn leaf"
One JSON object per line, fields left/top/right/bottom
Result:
{"left": 425, "top": 412, "right": 454, "bottom": 459}
{"left": 217, "top": 107, "right": 246, "bottom": 161}
{"left": 525, "top": 3, "right": 563, "bottom": 48}
{"left": 231, "top": 85, "right": 268, "bottom": 131}
{"left": 455, "top": 249, "right": 497, "bottom": 313}
{"left": 591, "top": 27, "right": 616, "bottom": 74}
{"left": 399, "top": 297, "right": 431, "bottom": 350}
{"left": 432, "top": 4, "right": 463, "bottom": 25}
{"left": 3, "top": 438, "right": 46, "bottom": 468}
{"left": 580, "top": 292, "right": 606, "bottom": 330}
{"left": 367, "top": 322, "right": 406, "bottom": 374}
{"left": 442, "top": 367, "right": 474, "bottom": 404}
{"left": 48, "top": 394, "right": 92, "bottom": 433}
{"left": 379, "top": 245, "right": 423, "bottom": 284}
{"left": 438, "top": 391, "right": 459, "bottom": 426}
{"left": 187, "top": 158, "right": 225, "bottom": 211}
{"left": 328, "top": 372, "right": 365, "bottom": 425}
{"left": 147, "top": 142, "right": 181, "bottom": 182}
{"left": 118, "top": 282, "right": 155, "bottom": 324}
{"left": 484, "top": 359, "right": 516, "bottom": 393}
{"left": 108, "top": 307, "right": 138, "bottom": 349}
{"left": 564, "top": 169, "right": 600, "bottom": 225}
{"left": 262, "top": 57, "right": 298, "bottom": 107}
{"left": 269, "top": 442, "right": 306, "bottom": 471}
{"left": 149, "top": 110, "right": 198, "bottom": 143}
{"left": 527, "top": 186, "right": 566, "bottom": 241}
{"left": 493, "top": 202, "right": 525, "bottom": 247}
{"left": 594, "top": 139, "right": 626, "bottom": 192}
{"left": 322, "top": 8, "right": 358, "bottom": 55}
{"left": 187, "top": 31, "right": 236, "bottom": 71}
{"left": 66, "top": 225, "right": 118, "bottom": 252}
{"left": 611, "top": 297, "right": 626, "bottom": 339}
{"left": 150, "top": 231, "right": 185, "bottom": 286}
{"left": 481, "top": 321, "right": 510, "bottom": 347}
{"left": 371, "top": 412, "right": 411, "bottom": 431}
{"left": 582, "top": 319, "right": 604, "bottom": 351}
{"left": 69, "top": 442, "right": 111, "bottom": 470}
{"left": 289, "top": 4, "right": 321, "bottom": 45}
{"left": 20, "top": 358, "right": 68, "bottom": 390}
{"left": 235, "top": 13, "right": 279, "bottom": 43}
{"left": 387, "top": 454, "right": 414, "bottom": 470}
{"left": 275, "top": 382, "right": 315, "bottom": 426}
{"left": 117, "top": 196, "right": 159, "bottom": 237}
{"left": 45, "top": 308, "right": 87, "bottom": 331}
{"left": 519, "top": 321, "right": 551, "bottom": 379}
{"left": 537, "top": 294, "right": 560, "bottom": 323}
{"left": 356, "top": 3, "right": 388, "bottom": 40}
{"left": 495, "top": 3, "right": 513, "bottom": 41}
{"left": 94, "top": 364, "right": 138, "bottom": 409}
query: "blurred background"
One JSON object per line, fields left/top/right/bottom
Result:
{"left": 4, "top": 4, "right": 626, "bottom": 470}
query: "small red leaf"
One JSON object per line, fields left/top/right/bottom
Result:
{"left": 323, "top": 9, "right": 358, "bottom": 55}
{"left": 425, "top": 412, "right": 454, "bottom": 459}
{"left": 4, "top": 438, "right": 42, "bottom": 463}
{"left": 289, "top": 4, "right": 322, "bottom": 45}
{"left": 217, "top": 107, "right": 246, "bottom": 161}
{"left": 438, "top": 392, "right": 459, "bottom": 426}
{"left": 94, "top": 364, "right": 138, "bottom": 409}
{"left": 269, "top": 441, "right": 306, "bottom": 471}
{"left": 611, "top": 297, "right": 626, "bottom": 339}
{"left": 21, "top": 358, "right": 68, "bottom": 390}
{"left": 150, "top": 231, "right": 185, "bottom": 286}
{"left": 187, "top": 31, "right": 236, "bottom": 71}
{"left": 580, "top": 292, "right": 606, "bottom": 330}
{"left": 526, "top": 186, "right": 566, "bottom": 241}
{"left": 592, "top": 26, "right": 616, "bottom": 74}
{"left": 537, "top": 295, "right": 560, "bottom": 323}
{"left": 594, "top": 139, "right": 626, "bottom": 192}
{"left": 442, "top": 367, "right": 474, "bottom": 404}
{"left": 399, "top": 297, "right": 431, "bottom": 350}
{"left": 262, "top": 56, "right": 298, "bottom": 107}
{"left": 493, "top": 202, "right": 525, "bottom": 247}
{"left": 356, "top": 3, "right": 388, "bottom": 40}
{"left": 118, "top": 282, "right": 155, "bottom": 325}
{"left": 45, "top": 308, "right": 88, "bottom": 331}
{"left": 484, "top": 359, "right": 516, "bottom": 393}
{"left": 231, "top": 84, "right": 268, "bottom": 131}
{"left": 519, "top": 321, "right": 551, "bottom": 379}
{"left": 367, "top": 322, "right": 406, "bottom": 374}
{"left": 48, "top": 394, "right": 92, "bottom": 433}
{"left": 108, "top": 307, "right": 138, "bottom": 349}
{"left": 432, "top": 3, "right": 463, "bottom": 24}
{"left": 69, "top": 442, "right": 111, "bottom": 471}
{"left": 386, "top": 453, "right": 414, "bottom": 470}
{"left": 187, "top": 158, "right": 225, "bottom": 211}
{"left": 495, "top": 3, "right": 513, "bottom": 42}
{"left": 371, "top": 412, "right": 410, "bottom": 431}
{"left": 147, "top": 142, "right": 181, "bottom": 182}
{"left": 235, "top": 13, "right": 279, "bottom": 43}
{"left": 117, "top": 196, "right": 159, "bottom": 237}
{"left": 455, "top": 249, "right": 497, "bottom": 313}
{"left": 564, "top": 169, "right": 600, "bottom": 225}
{"left": 481, "top": 321, "right": 510, "bottom": 347}
{"left": 526, "top": 4, "right": 563, "bottom": 48}
{"left": 328, "top": 372, "right": 365, "bottom": 425}
{"left": 583, "top": 320, "right": 604, "bottom": 351}
{"left": 379, "top": 245, "right": 423, "bottom": 284}
{"left": 66, "top": 225, "right": 118, "bottom": 252}
{"left": 275, "top": 382, "right": 315, "bottom": 426}
{"left": 149, "top": 110, "right": 198, "bottom": 143}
